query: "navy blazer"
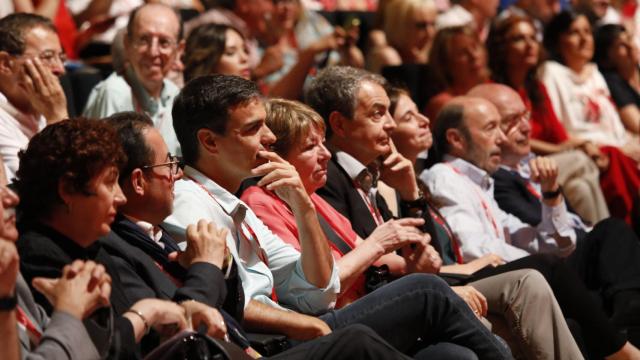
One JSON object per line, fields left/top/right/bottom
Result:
{"left": 492, "top": 168, "right": 543, "bottom": 226}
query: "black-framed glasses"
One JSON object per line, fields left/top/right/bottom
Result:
{"left": 142, "top": 153, "right": 181, "bottom": 176}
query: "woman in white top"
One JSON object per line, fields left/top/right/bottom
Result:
{"left": 540, "top": 10, "right": 640, "bottom": 162}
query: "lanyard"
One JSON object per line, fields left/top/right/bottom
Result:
{"left": 185, "top": 175, "right": 277, "bottom": 301}
{"left": 446, "top": 164, "right": 502, "bottom": 239}
{"left": 354, "top": 182, "right": 384, "bottom": 225}
{"left": 428, "top": 207, "right": 464, "bottom": 264}
{"left": 16, "top": 306, "right": 42, "bottom": 346}
{"left": 524, "top": 180, "right": 541, "bottom": 199}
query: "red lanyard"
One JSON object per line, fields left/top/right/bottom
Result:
{"left": 428, "top": 207, "right": 464, "bottom": 264}
{"left": 354, "top": 183, "right": 384, "bottom": 226}
{"left": 446, "top": 164, "right": 502, "bottom": 239}
{"left": 524, "top": 181, "right": 541, "bottom": 199}
{"left": 185, "top": 175, "right": 277, "bottom": 301}
{"left": 16, "top": 306, "right": 42, "bottom": 345}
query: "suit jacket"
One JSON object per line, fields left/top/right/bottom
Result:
{"left": 106, "top": 214, "right": 244, "bottom": 321}
{"left": 492, "top": 168, "right": 543, "bottom": 226}
{"left": 317, "top": 157, "right": 393, "bottom": 239}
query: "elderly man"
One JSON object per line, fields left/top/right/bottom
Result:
{"left": 83, "top": 3, "right": 183, "bottom": 155}
{"left": 0, "top": 13, "right": 68, "bottom": 181}
{"left": 165, "top": 73, "right": 511, "bottom": 359}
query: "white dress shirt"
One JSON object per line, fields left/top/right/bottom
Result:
{"left": 0, "top": 93, "right": 47, "bottom": 181}
{"left": 420, "top": 156, "right": 576, "bottom": 262}
{"left": 163, "top": 166, "right": 340, "bottom": 315}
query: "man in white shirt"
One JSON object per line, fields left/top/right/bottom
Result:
{"left": 83, "top": 3, "right": 183, "bottom": 155}
{"left": 421, "top": 96, "right": 576, "bottom": 262}
{"left": 435, "top": 0, "right": 499, "bottom": 40}
{"left": 0, "top": 13, "right": 68, "bottom": 181}
{"left": 165, "top": 74, "right": 511, "bottom": 358}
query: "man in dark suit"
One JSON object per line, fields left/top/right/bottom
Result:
{"left": 306, "top": 67, "right": 432, "bottom": 239}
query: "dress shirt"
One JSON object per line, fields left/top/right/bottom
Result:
{"left": 334, "top": 151, "right": 383, "bottom": 224}
{"left": 163, "top": 166, "right": 340, "bottom": 315}
{"left": 124, "top": 215, "right": 165, "bottom": 249}
{"left": 83, "top": 72, "right": 181, "bottom": 155}
{"left": 420, "top": 155, "right": 576, "bottom": 262}
{"left": 0, "top": 93, "right": 46, "bottom": 181}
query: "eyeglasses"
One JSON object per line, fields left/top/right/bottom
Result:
{"left": 500, "top": 110, "right": 531, "bottom": 133}
{"left": 131, "top": 35, "right": 177, "bottom": 53}
{"left": 142, "top": 153, "right": 181, "bottom": 176}
{"left": 13, "top": 49, "right": 67, "bottom": 67}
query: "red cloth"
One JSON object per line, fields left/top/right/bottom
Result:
{"left": 44, "top": 0, "right": 78, "bottom": 59}
{"left": 520, "top": 82, "right": 570, "bottom": 144}
{"left": 241, "top": 186, "right": 366, "bottom": 307}
{"left": 520, "top": 81, "right": 640, "bottom": 224}
{"left": 599, "top": 146, "right": 640, "bottom": 224}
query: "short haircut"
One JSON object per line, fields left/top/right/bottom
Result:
{"left": 172, "top": 74, "right": 262, "bottom": 165}
{"left": 433, "top": 102, "right": 468, "bottom": 161}
{"left": 15, "top": 118, "right": 126, "bottom": 220}
{"left": 265, "top": 98, "right": 326, "bottom": 157}
{"left": 305, "top": 66, "right": 387, "bottom": 138}
{"left": 543, "top": 10, "right": 586, "bottom": 64}
{"left": 183, "top": 23, "right": 244, "bottom": 82}
{"left": 126, "top": 3, "right": 184, "bottom": 41}
{"left": 104, "top": 112, "right": 155, "bottom": 184}
{"left": 0, "top": 13, "right": 57, "bottom": 55}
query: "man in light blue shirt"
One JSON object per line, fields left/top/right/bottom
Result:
{"left": 83, "top": 3, "right": 183, "bottom": 155}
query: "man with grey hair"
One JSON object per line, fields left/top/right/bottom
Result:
{"left": 309, "top": 66, "right": 431, "bottom": 247}
{"left": 308, "top": 64, "right": 440, "bottom": 275}
{"left": 83, "top": 3, "right": 184, "bottom": 155}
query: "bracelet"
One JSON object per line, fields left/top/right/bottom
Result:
{"left": 0, "top": 293, "right": 17, "bottom": 311}
{"left": 126, "top": 309, "right": 150, "bottom": 335}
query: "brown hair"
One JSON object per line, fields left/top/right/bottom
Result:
{"left": 15, "top": 118, "right": 127, "bottom": 220}
{"left": 265, "top": 98, "right": 326, "bottom": 157}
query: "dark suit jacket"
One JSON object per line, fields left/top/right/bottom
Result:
{"left": 492, "top": 168, "right": 543, "bottom": 226}
{"left": 317, "top": 157, "right": 394, "bottom": 239}
{"left": 107, "top": 215, "right": 244, "bottom": 321}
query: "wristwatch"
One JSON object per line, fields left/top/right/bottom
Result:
{"left": 0, "top": 293, "right": 17, "bottom": 311}
{"left": 542, "top": 187, "right": 562, "bottom": 200}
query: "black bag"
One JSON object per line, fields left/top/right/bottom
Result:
{"left": 144, "top": 331, "right": 252, "bottom": 360}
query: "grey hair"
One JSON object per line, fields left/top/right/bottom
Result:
{"left": 305, "top": 66, "right": 387, "bottom": 138}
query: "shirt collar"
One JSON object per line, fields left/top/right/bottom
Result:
{"left": 123, "top": 214, "right": 164, "bottom": 245}
{"left": 444, "top": 155, "right": 494, "bottom": 191}
{"left": 335, "top": 151, "right": 368, "bottom": 181}
{"left": 182, "top": 165, "right": 248, "bottom": 223}
{"left": 0, "top": 92, "right": 45, "bottom": 131}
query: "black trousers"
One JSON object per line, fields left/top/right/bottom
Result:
{"left": 270, "top": 324, "right": 413, "bottom": 360}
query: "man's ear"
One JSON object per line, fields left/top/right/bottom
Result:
{"left": 328, "top": 111, "right": 348, "bottom": 138}
{"left": 0, "top": 51, "right": 15, "bottom": 76}
{"left": 197, "top": 128, "right": 219, "bottom": 155}
{"left": 129, "top": 168, "right": 146, "bottom": 196}
{"left": 446, "top": 128, "right": 466, "bottom": 155}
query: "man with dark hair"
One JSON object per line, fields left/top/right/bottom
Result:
{"left": 83, "top": 3, "right": 184, "bottom": 155}
{"left": 0, "top": 13, "right": 68, "bottom": 180}
{"left": 166, "top": 74, "right": 512, "bottom": 359}
{"left": 107, "top": 110, "right": 420, "bottom": 360}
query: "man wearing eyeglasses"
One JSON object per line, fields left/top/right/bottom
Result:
{"left": 0, "top": 13, "right": 68, "bottom": 181}
{"left": 421, "top": 94, "right": 578, "bottom": 262}
{"left": 84, "top": 3, "right": 184, "bottom": 156}
{"left": 469, "top": 83, "right": 609, "bottom": 227}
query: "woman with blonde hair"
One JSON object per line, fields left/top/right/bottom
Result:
{"left": 367, "top": 0, "right": 438, "bottom": 73}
